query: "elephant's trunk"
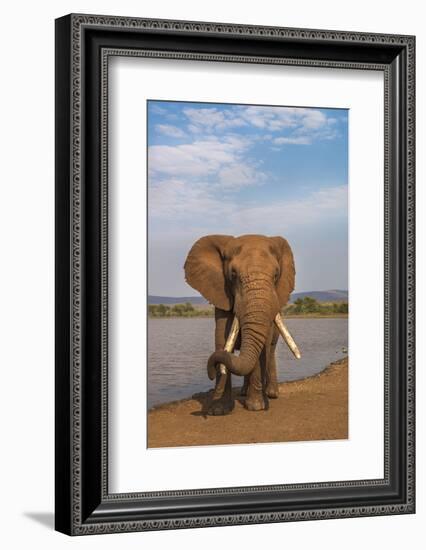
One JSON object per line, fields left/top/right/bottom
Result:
{"left": 207, "top": 274, "right": 277, "bottom": 378}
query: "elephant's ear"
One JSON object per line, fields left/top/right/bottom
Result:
{"left": 270, "top": 237, "right": 295, "bottom": 307}
{"left": 184, "top": 235, "right": 234, "bottom": 311}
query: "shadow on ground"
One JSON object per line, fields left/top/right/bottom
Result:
{"left": 24, "top": 512, "right": 54, "bottom": 530}
{"left": 190, "top": 387, "right": 248, "bottom": 417}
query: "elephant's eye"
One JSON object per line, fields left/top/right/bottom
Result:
{"left": 231, "top": 269, "right": 237, "bottom": 281}
{"left": 274, "top": 269, "right": 280, "bottom": 282}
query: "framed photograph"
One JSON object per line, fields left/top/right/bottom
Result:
{"left": 55, "top": 14, "right": 415, "bottom": 535}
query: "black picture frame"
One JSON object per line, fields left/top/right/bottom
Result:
{"left": 55, "top": 13, "right": 415, "bottom": 535}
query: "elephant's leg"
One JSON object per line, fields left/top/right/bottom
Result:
{"left": 245, "top": 358, "right": 266, "bottom": 411}
{"left": 207, "top": 308, "right": 235, "bottom": 416}
{"left": 240, "top": 375, "right": 250, "bottom": 396}
{"left": 266, "top": 327, "right": 280, "bottom": 399}
{"left": 212, "top": 308, "right": 231, "bottom": 400}
{"left": 208, "top": 370, "right": 234, "bottom": 416}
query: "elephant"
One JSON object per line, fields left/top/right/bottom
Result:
{"left": 184, "top": 234, "right": 300, "bottom": 416}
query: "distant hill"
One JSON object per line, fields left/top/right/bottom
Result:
{"left": 148, "top": 290, "right": 348, "bottom": 305}
{"left": 148, "top": 295, "right": 208, "bottom": 305}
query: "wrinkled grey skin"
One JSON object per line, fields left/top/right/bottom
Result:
{"left": 184, "top": 234, "right": 295, "bottom": 415}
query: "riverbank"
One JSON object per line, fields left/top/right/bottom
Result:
{"left": 149, "top": 313, "right": 348, "bottom": 319}
{"left": 148, "top": 356, "right": 348, "bottom": 448}
{"left": 148, "top": 298, "right": 348, "bottom": 319}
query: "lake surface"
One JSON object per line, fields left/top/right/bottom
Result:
{"left": 148, "top": 317, "right": 348, "bottom": 408}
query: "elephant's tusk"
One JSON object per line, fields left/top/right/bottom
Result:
{"left": 219, "top": 316, "right": 240, "bottom": 375}
{"left": 274, "top": 313, "right": 301, "bottom": 360}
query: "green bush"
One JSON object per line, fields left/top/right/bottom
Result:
{"left": 283, "top": 297, "right": 348, "bottom": 316}
{"left": 148, "top": 302, "right": 213, "bottom": 318}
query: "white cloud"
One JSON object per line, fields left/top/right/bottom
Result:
{"left": 183, "top": 107, "right": 247, "bottom": 133}
{"left": 218, "top": 163, "right": 267, "bottom": 190}
{"left": 238, "top": 106, "right": 331, "bottom": 133}
{"left": 148, "top": 178, "right": 232, "bottom": 222}
{"left": 241, "top": 106, "right": 299, "bottom": 130}
{"left": 300, "top": 109, "right": 327, "bottom": 129}
{"left": 155, "top": 124, "right": 186, "bottom": 138}
{"left": 148, "top": 135, "right": 256, "bottom": 181}
{"left": 187, "top": 124, "right": 201, "bottom": 134}
{"left": 178, "top": 104, "right": 343, "bottom": 147}
{"left": 149, "top": 103, "right": 167, "bottom": 115}
{"left": 149, "top": 181, "right": 347, "bottom": 239}
{"left": 235, "top": 186, "right": 348, "bottom": 232}
{"left": 149, "top": 140, "right": 235, "bottom": 177}
{"left": 273, "top": 136, "right": 311, "bottom": 145}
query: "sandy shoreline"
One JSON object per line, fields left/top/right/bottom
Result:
{"left": 148, "top": 357, "right": 348, "bottom": 448}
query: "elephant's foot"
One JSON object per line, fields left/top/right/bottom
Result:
{"left": 245, "top": 394, "right": 266, "bottom": 411}
{"left": 266, "top": 382, "right": 279, "bottom": 399}
{"left": 207, "top": 395, "right": 235, "bottom": 416}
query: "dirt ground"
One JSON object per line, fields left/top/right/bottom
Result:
{"left": 148, "top": 357, "right": 348, "bottom": 448}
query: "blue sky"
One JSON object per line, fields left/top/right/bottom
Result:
{"left": 147, "top": 100, "right": 348, "bottom": 296}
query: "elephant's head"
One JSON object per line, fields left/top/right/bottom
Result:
{"left": 184, "top": 234, "right": 295, "bottom": 378}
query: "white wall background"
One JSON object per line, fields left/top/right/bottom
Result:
{"left": 0, "top": 0, "right": 422, "bottom": 548}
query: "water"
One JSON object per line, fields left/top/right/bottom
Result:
{"left": 148, "top": 317, "right": 348, "bottom": 408}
